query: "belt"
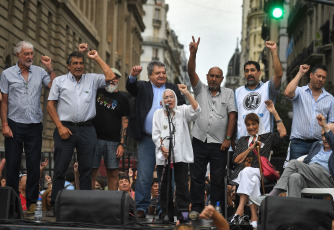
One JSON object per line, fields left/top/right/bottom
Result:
{"left": 142, "top": 132, "right": 152, "bottom": 138}
{"left": 294, "top": 138, "right": 318, "bottom": 143}
{"left": 62, "top": 120, "right": 93, "bottom": 127}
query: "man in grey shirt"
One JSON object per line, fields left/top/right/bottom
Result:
{"left": 188, "top": 37, "right": 237, "bottom": 218}
{"left": 0, "top": 40, "right": 56, "bottom": 214}
{"left": 47, "top": 43, "right": 116, "bottom": 210}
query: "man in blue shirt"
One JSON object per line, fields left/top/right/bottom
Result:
{"left": 126, "top": 61, "right": 185, "bottom": 219}
{"left": 47, "top": 43, "right": 116, "bottom": 209}
{"left": 285, "top": 64, "right": 334, "bottom": 160}
{"left": 0, "top": 41, "right": 56, "bottom": 214}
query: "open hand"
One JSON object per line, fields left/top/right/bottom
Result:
{"left": 265, "top": 100, "right": 276, "bottom": 113}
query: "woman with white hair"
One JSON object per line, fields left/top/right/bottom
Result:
{"left": 152, "top": 84, "right": 201, "bottom": 223}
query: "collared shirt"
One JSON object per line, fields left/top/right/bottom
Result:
{"left": 48, "top": 72, "right": 107, "bottom": 122}
{"left": 128, "top": 75, "right": 165, "bottom": 134}
{"left": 289, "top": 85, "right": 334, "bottom": 140}
{"left": 309, "top": 144, "right": 332, "bottom": 172}
{"left": 192, "top": 80, "right": 237, "bottom": 144}
{"left": 0, "top": 63, "right": 50, "bottom": 123}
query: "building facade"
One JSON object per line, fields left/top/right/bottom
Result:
{"left": 239, "top": 0, "right": 266, "bottom": 86}
{"left": 140, "top": 0, "right": 190, "bottom": 89}
{"left": 285, "top": 0, "right": 334, "bottom": 89}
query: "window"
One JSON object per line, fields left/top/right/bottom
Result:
{"left": 154, "top": 8, "right": 161, "bottom": 20}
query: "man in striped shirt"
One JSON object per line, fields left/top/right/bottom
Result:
{"left": 0, "top": 41, "right": 56, "bottom": 214}
{"left": 285, "top": 64, "right": 334, "bottom": 160}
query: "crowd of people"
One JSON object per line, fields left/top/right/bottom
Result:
{"left": 0, "top": 37, "right": 333, "bottom": 230}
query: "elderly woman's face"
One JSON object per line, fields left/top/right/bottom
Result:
{"left": 163, "top": 90, "right": 175, "bottom": 109}
{"left": 246, "top": 120, "right": 259, "bottom": 136}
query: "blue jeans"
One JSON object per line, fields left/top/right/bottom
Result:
{"left": 135, "top": 136, "right": 156, "bottom": 213}
{"left": 190, "top": 138, "right": 227, "bottom": 213}
{"left": 290, "top": 139, "right": 317, "bottom": 160}
{"left": 5, "top": 119, "right": 42, "bottom": 208}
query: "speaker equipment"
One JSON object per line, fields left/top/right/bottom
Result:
{"left": 258, "top": 196, "right": 334, "bottom": 230}
{"left": 0, "top": 186, "right": 23, "bottom": 219}
{"left": 55, "top": 190, "right": 137, "bottom": 225}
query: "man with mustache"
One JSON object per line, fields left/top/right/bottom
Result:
{"left": 188, "top": 36, "right": 237, "bottom": 219}
{"left": 91, "top": 67, "right": 130, "bottom": 191}
{"left": 47, "top": 43, "right": 116, "bottom": 212}
{"left": 126, "top": 61, "right": 185, "bottom": 219}
{"left": 0, "top": 40, "right": 56, "bottom": 214}
{"left": 235, "top": 41, "right": 283, "bottom": 138}
{"left": 284, "top": 64, "right": 334, "bottom": 160}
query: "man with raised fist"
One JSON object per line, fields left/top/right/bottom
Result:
{"left": 47, "top": 43, "right": 116, "bottom": 210}
{"left": 0, "top": 40, "right": 56, "bottom": 214}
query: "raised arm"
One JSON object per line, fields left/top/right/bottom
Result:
{"left": 86, "top": 50, "right": 115, "bottom": 83}
{"left": 265, "top": 100, "right": 286, "bottom": 138}
{"left": 199, "top": 205, "right": 230, "bottom": 230}
{"left": 284, "top": 64, "right": 310, "bottom": 99}
{"left": 265, "top": 41, "right": 283, "bottom": 89}
{"left": 40, "top": 55, "right": 56, "bottom": 89}
{"left": 126, "top": 65, "right": 143, "bottom": 97}
{"left": 177, "top": 84, "right": 198, "bottom": 110}
{"left": 188, "top": 36, "right": 201, "bottom": 88}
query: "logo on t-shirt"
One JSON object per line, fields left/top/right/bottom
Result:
{"left": 243, "top": 92, "right": 261, "bottom": 110}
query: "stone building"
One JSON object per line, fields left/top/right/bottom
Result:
{"left": 140, "top": 0, "right": 190, "bottom": 88}
{"left": 239, "top": 0, "right": 266, "bottom": 86}
{"left": 0, "top": 0, "right": 146, "bottom": 152}
{"left": 285, "top": 0, "right": 334, "bottom": 89}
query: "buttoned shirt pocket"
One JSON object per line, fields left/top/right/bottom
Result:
{"left": 217, "top": 101, "right": 227, "bottom": 119}
{"left": 83, "top": 89, "right": 92, "bottom": 103}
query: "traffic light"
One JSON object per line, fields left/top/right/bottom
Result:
{"left": 268, "top": 0, "right": 284, "bottom": 20}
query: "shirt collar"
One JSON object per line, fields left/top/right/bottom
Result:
{"left": 68, "top": 72, "right": 84, "bottom": 83}
{"left": 245, "top": 81, "right": 263, "bottom": 90}
{"left": 150, "top": 81, "right": 165, "bottom": 89}
{"left": 305, "top": 84, "right": 329, "bottom": 96}
{"left": 15, "top": 62, "right": 32, "bottom": 73}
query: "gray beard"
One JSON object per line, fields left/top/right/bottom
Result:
{"left": 105, "top": 83, "right": 118, "bottom": 93}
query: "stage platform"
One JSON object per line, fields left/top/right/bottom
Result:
{"left": 0, "top": 213, "right": 245, "bottom": 230}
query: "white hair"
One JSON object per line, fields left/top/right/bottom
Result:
{"left": 14, "top": 41, "right": 34, "bottom": 54}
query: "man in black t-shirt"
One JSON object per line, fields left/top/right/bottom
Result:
{"left": 92, "top": 68, "right": 130, "bottom": 190}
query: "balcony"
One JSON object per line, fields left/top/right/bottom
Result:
{"left": 153, "top": 19, "right": 162, "bottom": 28}
{"left": 287, "top": 40, "right": 323, "bottom": 75}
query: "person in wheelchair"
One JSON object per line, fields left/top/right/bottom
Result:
{"left": 229, "top": 100, "right": 288, "bottom": 227}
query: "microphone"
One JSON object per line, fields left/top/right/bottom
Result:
{"left": 165, "top": 103, "right": 170, "bottom": 112}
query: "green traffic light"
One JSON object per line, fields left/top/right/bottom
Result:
{"left": 272, "top": 7, "right": 283, "bottom": 19}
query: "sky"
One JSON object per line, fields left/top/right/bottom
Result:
{"left": 165, "top": 0, "right": 243, "bottom": 85}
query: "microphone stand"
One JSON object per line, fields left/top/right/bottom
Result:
{"left": 163, "top": 105, "right": 175, "bottom": 223}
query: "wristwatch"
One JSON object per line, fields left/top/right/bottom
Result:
{"left": 226, "top": 136, "right": 231, "bottom": 140}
